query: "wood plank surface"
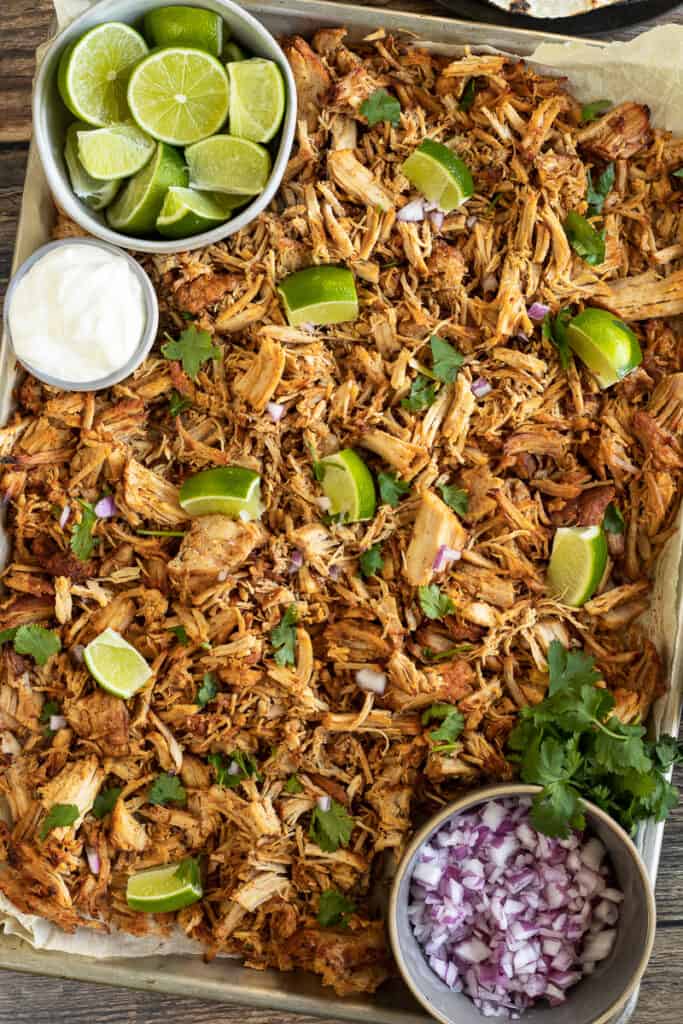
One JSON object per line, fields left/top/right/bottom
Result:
{"left": 0, "top": 0, "right": 682, "bottom": 1021}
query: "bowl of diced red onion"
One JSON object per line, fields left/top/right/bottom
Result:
{"left": 389, "top": 785, "right": 655, "bottom": 1024}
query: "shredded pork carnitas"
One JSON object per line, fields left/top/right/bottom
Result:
{"left": 1, "top": 30, "right": 683, "bottom": 995}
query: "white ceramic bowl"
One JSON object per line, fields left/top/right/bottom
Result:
{"left": 4, "top": 238, "right": 159, "bottom": 391}
{"left": 33, "top": 0, "right": 297, "bottom": 254}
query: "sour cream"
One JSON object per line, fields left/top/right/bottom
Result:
{"left": 8, "top": 243, "right": 146, "bottom": 383}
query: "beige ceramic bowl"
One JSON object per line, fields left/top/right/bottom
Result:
{"left": 389, "top": 784, "right": 656, "bottom": 1024}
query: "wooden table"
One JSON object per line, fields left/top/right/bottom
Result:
{"left": 1, "top": 0, "right": 683, "bottom": 1021}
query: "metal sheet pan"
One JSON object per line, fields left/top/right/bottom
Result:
{"left": 0, "top": 5, "right": 679, "bottom": 1023}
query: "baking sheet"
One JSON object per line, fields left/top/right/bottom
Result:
{"left": 1, "top": 2, "right": 683, "bottom": 1020}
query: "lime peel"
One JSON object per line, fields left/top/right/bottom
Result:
{"left": 547, "top": 525, "right": 608, "bottom": 608}
{"left": 126, "top": 859, "right": 203, "bottom": 913}
{"left": 179, "top": 466, "right": 263, "bottom": 519}
{"left": 401, "top": 138, "right": 474, "bottom": 213}
{"left": 318, "top": 449, "right": 376, "bottom": 523}
{"left": 83, "top": 627, "right": 152, "bottom": 699}
{"left": 278, "top": 266, "right": 359, "bottom": 327}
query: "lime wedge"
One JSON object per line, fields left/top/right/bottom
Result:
{"left": 227, "top": 58, "right": 285, "bottom": 143}
{"left": 84, "top": 627, "right": 152, "bottom": 699}
{"left": 143, "top": 6, "right": 225, "bottom": 56}
{"left": 318, "top": 450, "right": 376, "bottom": 523}
{"left": 565, "top": 308, "right": 642, "bottom": 389}
{"left": 179, "top": 466, "right": 262, "bottom": 519}
{"left": 127, "top": 46, "right": 229, "bottom": 145}
{"left": 64, "top": 122, "right": 120, "bottom": 209}
{"left": 126, "top": 860, "right": 202, "bottom": 913}
{"left": 156, "top": 186, "right": 242, "bottom": 238}
{"left": 401, "top": 138, "right": 474, "bottom": 212}
{"left": 277, "top": 266, "right": 358, "bottom": 327}
{"left": 185, "top": 134, "right": 271, "bottom": 195}
{"left": 224, "top": 42, "right": 247, "bottom": 63}
{"left": 106, "top": 142, "right": 187, "bottom": 234}
{"left": 58, "top": 22, "right": 148, "bottom": 127}
{"left": 547, "top": 526, "right": 608, "bottom": 607}
{"left": 77, "top": 122, "right": 155, "bottom": 180}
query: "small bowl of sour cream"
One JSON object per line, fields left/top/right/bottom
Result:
{"left": 4, "top": 238, "right": 158, "bottom": 391}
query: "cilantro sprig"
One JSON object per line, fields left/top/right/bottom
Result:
{"left": 148, "top": 773, "right": 187, "bottom": 806}
{"left": 564, "top": 211, "right": 605, "bottom": 267}
{"left": 309, "top": 798, "right": 354, "bottom": 852}
{"left": 318, "top": 889, "right": 356, "bottom": 927}
{"left": 209, "top": 750, "right": 260, "bottom": 788}
{"left": 418, "top": 584, "right": 455, "bottom": 620}
{"left": 162, "top": 325, "right": 220, "bottom": 380}
{"left": 422, "top": 703, "right": 465, "bottom": 754}
{"left": 430, "top": 335, "right": 464, "bottom": 383}
{"left": 40, "top": 803, "right": 79, "bottom": 840}
{"left": 360, "top": 88, "right": 401, "bottom": 127}
{"left": 508, "top": 640, "right": 683, "bottom": 837}
{"left": 586, "top": 163, "right": 615, "bottom": 217}
{"left": 270, "top": 603, "right": 298, "bottom": 667}
{"left": 377, "top": 471, "right": 410, "bottom": 508}
{"left": 1, "top": 624, "right": 62, "bottom": 667}
{"left": 359, "top": 543, "right": 383, "bottom": 579}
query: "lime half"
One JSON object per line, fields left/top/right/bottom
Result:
{"left": 58, "top": 22, "right": 148, "bottom": 126}
{"left": 318, "top": 450, "right": 376, "bottom": 523}
{"left": 84, "top": 627, "right": 152, "bottom": 699}
{"left": 126, "top": 860, "right": 203, "bottom": 913}
{"left": 127, "top": 47, "right": 229, "bottom": 146}
{"left": 143, "top": 6, "right": 225, "bottom": 56}
{"left": 228, "top": 58, "right": 285, "bottom": 143}
{"left": 565, "top": 308, "right": 642, "bottom": 389}
{"left": 179, "top": 466, "right": 263, "bottom": 519}
{"left": 77, "top": 123, "right": 155, "bottom": 180}
{"left": 157, "top": 186, "right": 242, "bottom": 238}
{"left": 106, "top": 142, "right": 187, "bottom": 233}
{"left": 278, "top": 266, "right": 358, "bottom": 327}
{"left": 64, "top": 122, "right": 120, "bottom": 209}
{"left": 185, "top": 134, "right": 271, "bottom": 195}
{"left": 547, "top": 526, "right": 608, "bottom": 607}
{"left": 402, "top": 138, "right": 474, "bottom": 213}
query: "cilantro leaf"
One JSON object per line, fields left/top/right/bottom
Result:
{"left": 586, "top": 162, "right": 615, "bottom": 217}
{"left": 92, "top": 786, "right": 122, "bottom": 820}
{"left": 161, "top": 326, "right": 220, "bottom": 380}
{"left": 418, "top": 584, "right": 455, "bottom": 620}
{"left": 591, "top": 719, "right": 652, "bottom": 774}
{"left": 360, "top": 88, "right": 401, "bottom": 127}
{"left": 70, "top": 499, "right": 97, "bottom": 561}
{"left": 318, "top": 889, "right": 356, "bottom": 927}
{"left": 652, "top": 735, "right": 683, "bottom": 770}
{"left": 209, "top": 750, "right": 259, "bottom": 789}
{"left": 542, "top": 308, "right": 573, "bottom": 370}
{"left": 439, "top": 484, "right": 468, "bottom": 517}
{"left": 564, "top": 211, "right": 605, "bottom": 266}
{"left": 39, "top": 700, "right": 60, "bottom": 726}
{"left": 169, "top": 391, "right": 192, "bottom": 416}
{"left": 148, "top": 773, "right": 187, "bottom": 806}
{"left": 377, "top": 471, "right": 410, "bottom": 508}
{"left": 531, "top": 782, "right": 585, "bottom": 838}
{"left": 170, "top": 625, "right": 190, "bottom": 646}
{"left": 0, "top": 628, "right": 18, "bottom": 645}
{"left": 673, "top": 168, "right": 683, "bottom": 179}
{"left": 580, "top": 99, "right": 611, "bottom": 124}
{"left": 430, "top": 335, "right": 464, "bottom": 384}
{"left": 309, "top": 798, "right": 354, "bottom": 853}
{"left": 197, "top": 672, "right": 218, "bottom": 707}
{"left": 270, "top": 603, "right": 298, "bottom": 667}
{"left": 422, "top": 703, "right": 464, "bottom": 752}
{"left": 603, "top": 503, "right": 624, "bottom": 534}
{"left": 174, "top": 857, "right": 201, "bottom": 888}
{"left": 547, "top": 640, "right": 601, "bottom": 695}
{"left": 284, "top": 773, "right": 304, "bottom": 794}
{"left": 13, "top": 625, "right": 61, "bottom": 666}
{"left": 359, "top": 543, "right": 383, "bottom": 578}
{"left": 459, "top": 78, "right": 476, "bottom": 112}
{"left": 40, "top": 803, "right": 79, "bottom": 840}
{"left": 401, "top": 374, "right": 436, "bottom": 412}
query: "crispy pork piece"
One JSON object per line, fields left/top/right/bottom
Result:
{"left": 577, "top": 102, "right": 652, "bottom": 160}
{"left": 121, "top": 458, "right": 188, "bottom": 526}
{"left": 327, "top": 150, "right": 394, "bottom": 211}
{"left": 39, "top": 757, "right": 104, "bottom": 835}
{"left": 175, "top": 273, "right": 240, "bottom": 314}
{"left": 65, "top": 691, "right": 130, "bottom": 757}
{"left": 404, "top": 491, "right": 467, "bottom": 586}
{"left": 283, "top": 36, "right": 331, "bottom": 130}
{"left": 110, "top": 798, "right": 148, "bottom": 852}
{"left": 168, "top": 515, "right": 265, "bottom": 598}
{"left": 605, "top": 269, "right": 683, "bottom": 320}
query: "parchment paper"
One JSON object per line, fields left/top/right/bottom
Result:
{"left": 2, "top": 0, "right": 682, "bottom": 963}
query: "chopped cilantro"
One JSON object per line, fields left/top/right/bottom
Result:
{"left": 459, "top": 78, "right": 477, "bottom": 112}
{"left": 423, "top": 644, "right": 473, "bottom": 662}
{"left": 603, "top": 503, "right": 624, "bottom": 534}
{"left": 174, "top": 856, "right": 201, "bottom": 888}
{"left": 169, "top": 390, "right": 192, "bottom": 416}
{"left": 439, "top": 484, "right": 468, "bottom": 517}
{"left": 208, "top": 750, "right": 260, "bottom": 789}
{"left": 564, "top": 211, "right": 605, "bottom": 266}
{"left": 422, "top": 703, "right": 465, "bottom": 753}
{"left": 148, "top": 773, "right": 187, "bottom": 806}
{"left": 673, "top": 168, "right": 683, "bottom": 179}
{"left": 169, "top": 625, "right": 190, "bottom": 646}
{"left": 542, "top": 307, "right": 573, "bottom": 370}
{"left": 377, "top": 471, "right": 410, "bottom": 508}
{"left": 430, "top": 335, "right": 464, "bottom": 384}
{"left": 586, "top": 162, "right": 615, "bottom": 217}
{"left": 197, "top": 672, "right": 218, "bottom": 707}
{"left": 40, "top": 803, "right": 79, "bottom": 840}
{"left": 309, "top": 798, "right": 354, "bottom": 853}
{"left": 161, "top": 325, "right": 220, "bottom": 380}
{"left": 580, "top": 99, "right": 611, "bottom": 124}
{"left": 0, "top": 628, "right": 17, "bottom": 645}
{"left": 13, "top": 625, "right": 61, "bottom": 667}
{"left": 318, "top": 889, "right": 356, "bottom": 927}
{"left": 270, "top": 603, "right": 298, "bottom": 667}
{"left": 92, "top": 786, "right": 122, "bottom": 820}
{"left": 401, "top": 374, "right": 437, "bottom": 412}
{"left": 359, "top": 543, "right": 383, "bottom": 579}
{"left": 284, "top": 773, "right": 304, "bottom": 794}
{"left": 70, "top": 499, "right": 97, "bottom": 561}
{"left": 360, "top": 88, "right": 401, "bottom": 127}
{"left": 418, "top": 584, "right": 455, "bottom": 620}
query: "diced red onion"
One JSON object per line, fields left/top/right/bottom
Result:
{"left": 466, "top": 215, "right": 477, "bottom": 229}
{"left": 471, "top": 377, "right": 492, "bottom": 399}
{"left": 266, "top": 401, "right": 285, "bottom": 423}
{"left": 515, "top": 332, "right": 529, "bottom": 344}
{"left": 528, "top": 302, "right": 550, "bottom": 322}
{"left": 432, "top": 545, "right": 462, "bottom": 572}
{"left": 329, "top": 564, "right": 341, "bottom": 580}
{"left": 59, "top": 505, "right": 71, "bottom": 529}
{"left": 228, "top": 760, "right": 241, "bottom": 776}
{"left": 317, "top": 794, "right": 331, "bottom": 812}
{"left": 50, "top": 715, "right": 67, "bottom": 732}
{"left": 483, "top": 273, "right": 498, "bottom": 293}
{"left": 397, "top": 198, "right": 426, "bottom": 223}
{"left": 430, "top": 211, "right": 445, "bottom": 230}
{"left": 316, "top": 496, "right": 332, "bottom": 512}
{"left": 94, "top": 495, "right": 117, "bottom": 518}
{"left": 355, "top": 668, "right": 387, "bottom": 694}
{"left": 289, "top": 549, "right": 304, "bottom": 573}
{"left": 85, "top": 846, "right": 100, "bottom": 875}
{"left": 408, "top": 796, "right": 622, "bottom": 1018}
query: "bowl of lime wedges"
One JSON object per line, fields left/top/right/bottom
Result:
{"left": 34, "top": 0, "right": 297, "bottom": 253}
